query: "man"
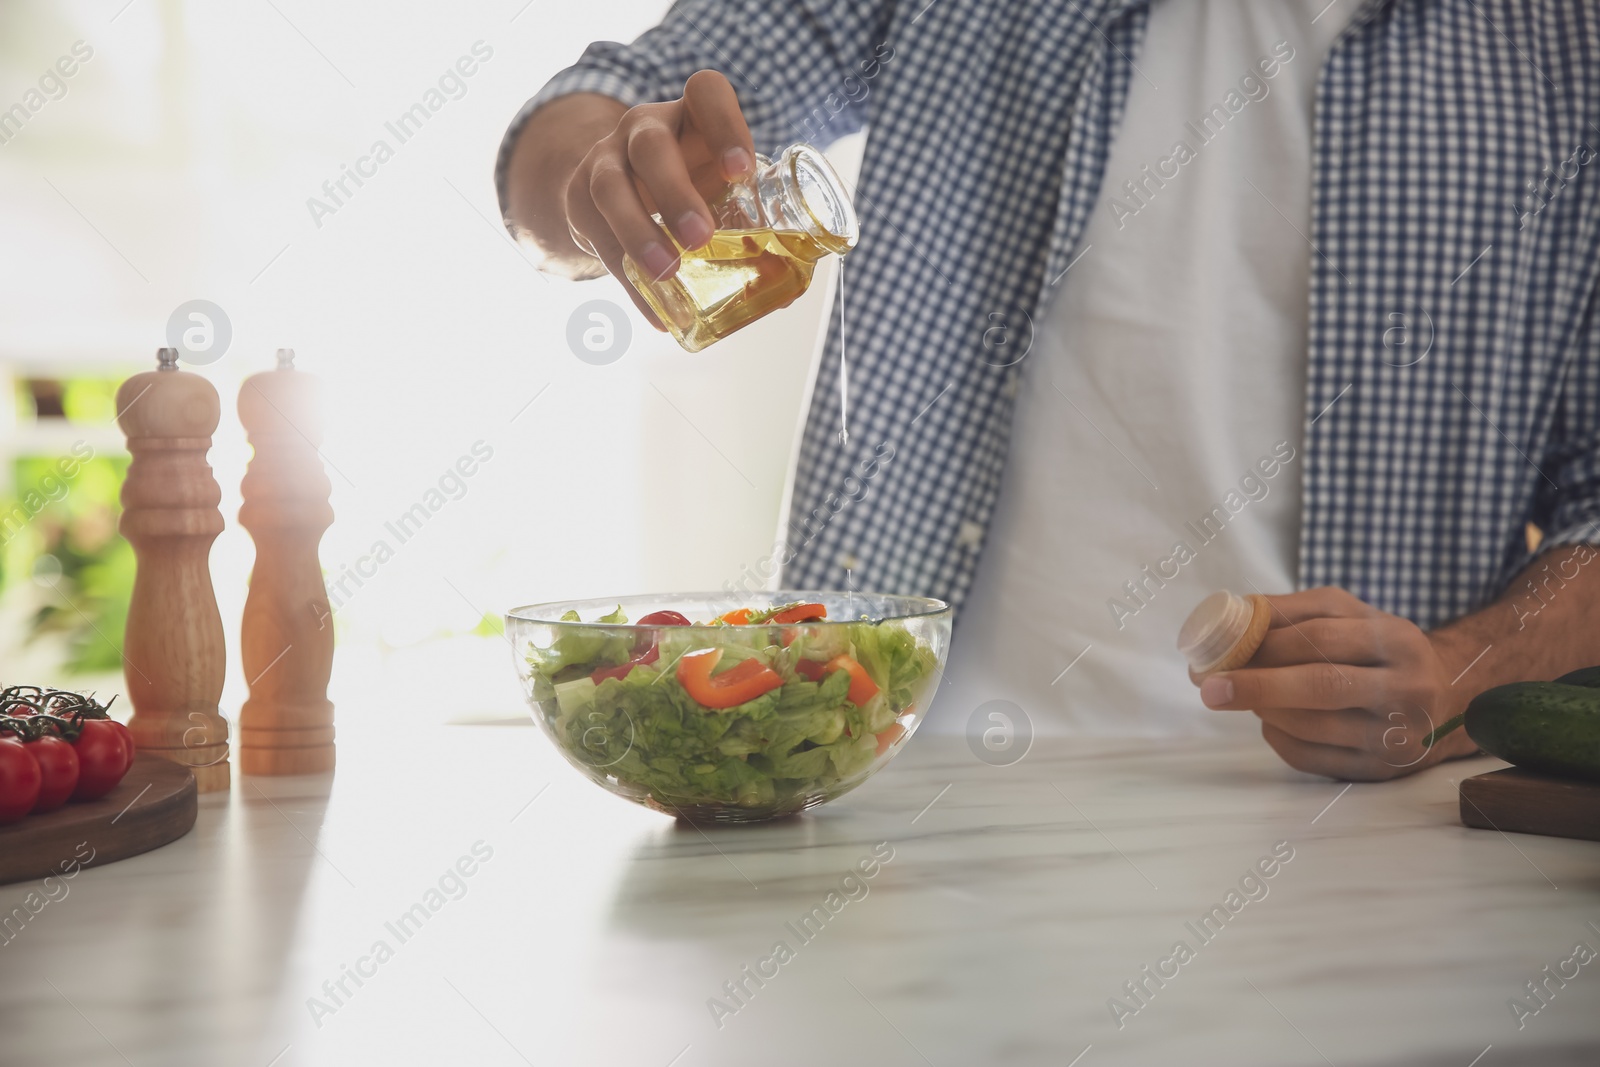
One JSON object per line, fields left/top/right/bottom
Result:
{"left": 498, "top": 0, "right": 1600, "bottom": 780}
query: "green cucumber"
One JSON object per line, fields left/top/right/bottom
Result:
{"left": 1554, "top": 665, "right": 1600, "bottom": 689}
{"left": 1433, "top": 662, "right": 1600, "bottom": 764}
{"left": 1457, "top": 679, "right": 1600, "bottom": 782}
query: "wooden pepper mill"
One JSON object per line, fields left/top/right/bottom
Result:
{"left": 238, "top": 349, "right": 335, "bottom": 775}
{"left": 116, "top": 347, "right": 230, "bottom": 793}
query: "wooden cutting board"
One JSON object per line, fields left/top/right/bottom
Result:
{"left": 0, "top": 754, "right": 197, "bottom": 886}
{"left": 1459, "top": 767, "right": 1600, "bottom": 843}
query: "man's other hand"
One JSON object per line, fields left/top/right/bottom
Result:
{"left": 1193, "top": 587, "right": 1480, "bottom": 780}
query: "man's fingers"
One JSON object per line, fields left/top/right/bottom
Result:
{"left": 1252, "top": 706, "right": 1380, "bottom": 751}
{"left": 567, "top": 185, "right": 664, "bottom": 328}
{"left": 625, "top": 115, "right": 716, "bottom": 250}
{"left": 587, "top": 156, "right": 682, "bottom": 282}
{"left": 1261, "top": 587, "right": 1378, "bottom": 629}
{"left": 1259, "top": 722, "right": 1402, "bottom": 782}
{"left": 567, "top": 155, "right": 677, "bottom": 281}
{"left": 682, "top": 69, "right": 756, "bottom": 181}
{"left": 1249, "top": 617, "right": 1391, "bottom": 669}
{"left": 1201, "top": 661, "right": 1386, "bottom": 711}
{"left": 544, "top": 70, "right": 754, "bottom": 332}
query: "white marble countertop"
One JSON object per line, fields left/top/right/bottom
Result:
{"left": 3, "top": 717, "right": 1598, "bottom": 1067}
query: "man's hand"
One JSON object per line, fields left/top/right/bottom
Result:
{"left": 502, "top": 71, "right": 756, "bottom": 325}
{"left": 1194, "top": 587, "right": 1480, "bottom": 780}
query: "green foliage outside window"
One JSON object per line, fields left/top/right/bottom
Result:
{"left": 2, "top": 374, "right": 134, "bottom": 676}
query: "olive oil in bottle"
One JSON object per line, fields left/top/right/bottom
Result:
{"left": 626, "top": 227, "right": 834, "bottom": 352}
{"left": 624, "top": 144, "right": 858, "bottom": 353}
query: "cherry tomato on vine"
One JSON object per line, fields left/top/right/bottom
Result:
{"left": 0, "top": 737, "right": 43, "bottom": 824}
{"left": 71, "top": 719, "right": 130, "bottom": 802}
{"left": 25, "top": 735, "right": 79, "bottom": 813}
{"left": 22, "top": 739, "right": 79, "bottom": 812}
{"left": 106, "top": 720, "right": 135, "bottom": 775}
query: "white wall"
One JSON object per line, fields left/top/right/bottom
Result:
{"left": 0, "top": 4, "right": 864, "bottom": 710}
{"left": 0, "top": 1, "right": 860, "bottom": 711}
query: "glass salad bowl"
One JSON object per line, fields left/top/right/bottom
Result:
{"left": 506, "top": 592, "right": 952, "bottom": 824}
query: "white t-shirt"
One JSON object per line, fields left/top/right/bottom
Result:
{"left": 936, "top": 0, "right": 1353, "bottom": 737}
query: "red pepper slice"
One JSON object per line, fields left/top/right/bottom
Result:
{"left": 677, "top": 648, "right": 783, "bottom": 709}
{"left": 825, "top": 654, "right": 880, "bottom": 706}
{"left": 792, "top": 654, "right": 880, "bottom": 705}
{"left": 770, "top": 603, "right": 828, "bottom": 624}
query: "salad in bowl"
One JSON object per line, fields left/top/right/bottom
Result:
{"left": 507, "top": 592, "right": 951, "bottom": 823}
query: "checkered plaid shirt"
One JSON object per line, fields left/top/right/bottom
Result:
{"left": 498, "top": 0, "right": 1600, "bottom": 629}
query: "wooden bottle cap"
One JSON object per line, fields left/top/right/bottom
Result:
{"left": 1178, "top": 591, "right": 1272, "bottom": 676}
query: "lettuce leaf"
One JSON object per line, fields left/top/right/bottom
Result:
{"left": 528, "top": 606, "right": 633, "bottom": 677}
{"left": 848, "top": 619, "right": 939, "bottom": 710}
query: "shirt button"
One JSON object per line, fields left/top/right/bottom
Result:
{"left": 957, "top": 521, "right": 985, "bottom": 548}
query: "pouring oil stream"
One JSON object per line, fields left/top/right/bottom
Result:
{"left": 838, "top": 259, "right": 849, "bottom": 444}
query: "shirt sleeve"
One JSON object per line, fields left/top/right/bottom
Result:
{"left": 494, "top": 0, "right": 897, "bottom": 221}
{"left": 1535, "top": 281, "right": 1600, "bottom": 550}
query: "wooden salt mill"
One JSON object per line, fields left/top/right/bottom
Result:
{"left": 116, "top": 347, "right": 230, "bottom": 792}
{"left": 238, "top": 349, "right": 335, "bottom": 775}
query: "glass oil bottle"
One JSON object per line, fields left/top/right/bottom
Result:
{"left": 623, "top": 144, "right": 859, "bottom": 353}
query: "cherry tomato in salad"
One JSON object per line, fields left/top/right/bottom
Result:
{"left": 71, "top": 719, "right": 130, "bottom": 802}
{"left": 24, "top": 735, "right": 80, "bottom": 813}
{"left": 594, "top": 611, "right": 690, "bottom": 683}
{"left": 769, "top": 603, "right": 827, "bottom": 624}
{"left": 794, "top": 658, "right": 828, "bottom": 682}
{"left": 637, "top": 610, "right": 692, "bottom": 627}
{"left": 592, "top": 644, "right": 661, "bottom": 683}
{"left": 0, "top": 738, "right": 43, "bottom": 824}
{"left": 875, "top": 722, "right": 906, "bottom": 757}
{"left": 677, "top": 648, "right": 784, "bottom": 709}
